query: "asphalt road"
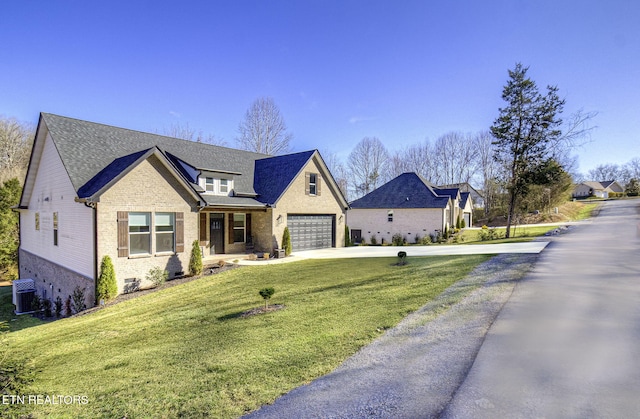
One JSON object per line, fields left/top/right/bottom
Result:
{"left": 442, "top": 199, "right": 640, "bottom": 418}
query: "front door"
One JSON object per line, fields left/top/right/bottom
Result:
{"left": 210, "top": 213, "right": 225, "bottom": 255}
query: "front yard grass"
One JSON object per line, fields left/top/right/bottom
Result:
{"left": 3, "top": 255, "right": 491, "bottom": 419}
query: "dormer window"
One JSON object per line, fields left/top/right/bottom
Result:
{"left": 388, "top": 210, "right": 394, "bottom": 222}
{"left": 205, "top": 177, "right": 214, "bottom": 193}
{"left": 201, "top": 176, "right": 233, "bottom": 195}
{"left": 220, "top": 179, "right": 229, "bottom": 194}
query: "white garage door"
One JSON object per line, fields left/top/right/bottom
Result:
{"left": 287, "top": 215, "right": 335, "bottom": 251}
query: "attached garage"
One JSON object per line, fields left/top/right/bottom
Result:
{"left": 287, "top": 214, "right": 335, "bottom": 251}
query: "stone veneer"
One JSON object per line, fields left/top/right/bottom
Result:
{"left": 19, "top": 248, "right": 94, "bottom": 309}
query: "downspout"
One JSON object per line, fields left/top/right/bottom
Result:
{"left": 83, "top": 200, "right": 98, "bottom": 307}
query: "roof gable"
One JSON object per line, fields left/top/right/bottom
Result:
{"left": 350, "top": 172, "right": 450, "bottom": 209}
{"left": 253, "top": 150, "right": 316, "bottom": 205}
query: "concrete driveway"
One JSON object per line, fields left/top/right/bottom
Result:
{"left": 237, "top": 241, "right": 549, "bottom": 265}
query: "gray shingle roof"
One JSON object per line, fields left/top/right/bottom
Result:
{"left": 349, "top": 172, "right": 450, "bottom": 209}
{"left": 253, "top": 150, "right": 316, "bottom": 205}
{"left": 42, "top": 113, "right": 268, "bottom": 197}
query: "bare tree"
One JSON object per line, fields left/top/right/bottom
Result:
{"left": 160, "top": 122, "right": 227, "bottom": 146}
{"left": 473, "top": 130, "right": 499, "bottom": 214}
{"left": 0, "top": 116, "right": 34, "bottom": 183}
{"left": 404, "top": 141, "right": 436, "bottom": 181}
{"left": 348, "top": 137, "right": 389, "bottom": 198}
{"left": 236, "top": 97, "right": 292, "bottom": 155}
{"left": 320, "top": 149, "right": 350, "bottom": 201}
{"left": 433, "top": 131, "right": 479, "bottom": 185}
{"left": 588, "top": 163, "right": 623, "bottom": 182}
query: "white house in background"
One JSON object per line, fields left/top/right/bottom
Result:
{"left": 347, "top": 172, "right": 473, "bottom": 244}
{"left": 572, "top": 180, "right": 624, "bottom": 198}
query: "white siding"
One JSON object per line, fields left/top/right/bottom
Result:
{"left": 347, "top": 207, "right": 445, "bottom": 244}
{"left": 20, "top": 133, "right": 94, "bottom": 278}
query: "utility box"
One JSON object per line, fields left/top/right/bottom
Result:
{"left": 275, "top": 248, "right": 285, "bottom": 259}
{"left": 13, "top": 279, "right": 36, "bottom": 314}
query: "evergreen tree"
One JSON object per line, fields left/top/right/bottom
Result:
{"left": 189, "top": 240, "right": 203, "bottom": 276}
{"left": 96, "top": 255, "right": 118, "bottom": 303}
{"left": 491, "top": 64, "right": 564, "bottom": 237}
{"left": 282, "top": 227, "right": 292, "bottom": 256}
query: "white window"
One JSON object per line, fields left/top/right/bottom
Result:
{"left": 309, "top": 173, "right": 318, "bottom": 195}
{"left": 388, "top": 210, "right": 394, "bottom": 222}
{"left": 205, "top": 177, "right": 214, "bottom": 193}
{"left": 220, "top": 179, "right": 229, "bottom": 194}
{"left": 155, "top": 213, "right": 175, "bottom": 253}
{"left": 129, "top": 212, "right": 151, "bottom": 255}
{"left": 233, "top": 213, "right": 245, "bottom": 243}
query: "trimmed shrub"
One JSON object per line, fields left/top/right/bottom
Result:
{"left": 31, "top": 294, "right": 42, "bottom": 313}
{"left": 392, "top": 233, "right": 404, "bottom": 246}
{"left": 344, "top": 225, "right": 352, "bottom": 247}
{"left": 259, "top": 287, "right": 275, "bottom": 309}
{"left": 71, "top": 286, "right": 87, "bottom": 314}
{"left": 97, "top": 255, "right": 118, "bottom": 303}
{"left": 146, "top": 266, "right": 168, "bottom": 288}
{"left": 65, "top": 296, "right": 73, "bottom": 317}
{"left": 54, "top": 296, "right": 63, "bottom": 318}
{"left": 282, "top": 227, "right": 292, "bottom": 256}
{"left": 42, "top": 298, "right": 52, "bottom": 318}
{"left": 370, "top": 235, "right": 378, "bottom": 245}
{"left": 189, "top": 240, "right": 203, "bottom": 276}
{"left": 461, "top": 218, "right": 466, "bottom": 229}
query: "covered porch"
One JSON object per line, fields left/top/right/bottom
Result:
{"left": 197, "top": 207, "right": 275, "bottom": 258}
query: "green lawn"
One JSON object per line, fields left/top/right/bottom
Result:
{"left": 459, "top": 225, "right": 558, "bottom": 244}
{"left": 3, "top": 255, "right": 491, "bottom": 419}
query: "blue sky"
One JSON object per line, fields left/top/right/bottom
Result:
{"left": 2, "top": 0, "right": 639, "bottom": 175}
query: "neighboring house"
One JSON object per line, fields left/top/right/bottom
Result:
{"left": 438, "top": 182, "right": 484, "bottom": 209}
{"left": 573, "top": 181, "right": 624, "bottom": 198}
{"left": 347, "top": 172, "right": 473, "bottom": 244}
{"left": 17, "top": 113, "right": 348, "bottom": 307}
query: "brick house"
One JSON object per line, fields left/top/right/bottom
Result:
{"left": 17, "top": 113, "right": 348, "bottom": 307}
{"left": 347, "top": 172, "right": 473, "bottom": 244}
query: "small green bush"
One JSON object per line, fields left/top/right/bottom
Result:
{"left": 42, "top": 298, "right": 52, "bottom": 318}
{"left": 97, "top": 255, "right": 118, "bottom": 303}
{"left": 54, "top": 296, "right": 63, "bottom": 318}
{"left": 71, "top": 286, "right": 87, "bottom": 314}
{"left": 31, "top": 294, "right": 42, "bottom": 313}
{"left": 370, "top": 235, "right": 377, "bottom": 245}
{"left": 189, "top": 240, "right": 203, "bottom": 276}
{"left": 421, "top": 235, "right": 432, "bottom": 245}
{"left": 259, "top": 287, "right": 275, "bottom": 309}
{"left": 282, "top": 227, "right": 292, "bottom": 256}
{"left": 478, "top": 227, "right": 503, "bottom": 241}
{"left": 147, "top": 266, "right": 169, "bottom": 288}
{"left": 65, "top": 296, "right": 73, "bottom": 317}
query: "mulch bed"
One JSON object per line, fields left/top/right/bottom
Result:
{"left": 240, "top": 304, "right": 286, "bottom": 318}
